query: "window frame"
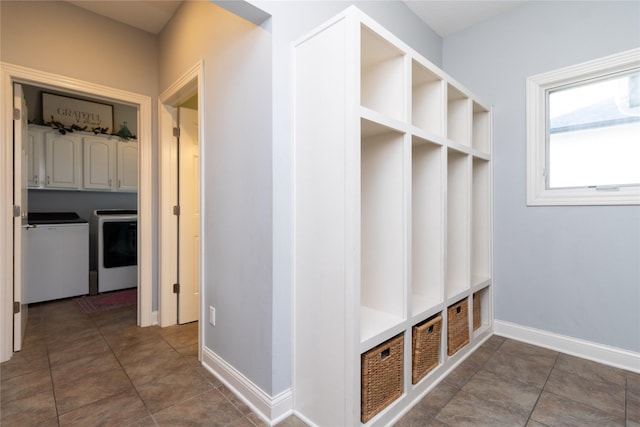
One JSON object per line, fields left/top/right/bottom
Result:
{"left": 526, "top": 48, "right": 640, "bottom": 206}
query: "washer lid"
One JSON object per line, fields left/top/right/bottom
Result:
{"left": 93, "top": 209, "right": 137, "bottom": 216}
{"left": 28, "top": 212, "right": 88, "bottom": 224}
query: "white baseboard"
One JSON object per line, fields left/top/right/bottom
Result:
{"left": 494, "top": 320, "right": 640, "bottom": 373}
{"left": 201, "top": 346, "right": 293, "bottom": 426}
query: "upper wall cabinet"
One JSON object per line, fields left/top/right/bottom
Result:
{"left": 28, "top": 124, "right": 137, "bottom": 192}
{"left": 84, "top": 136, "right": 116, "bottom": 190}
{"left": 27, "top": 126, "right": 47, "bottom": 187}
{"left": 116, "top": 141, "right": 138, "bottom": 192}
{"left": 293, "top": 7, "right": 492, "bottom": 427}
{"left": 44, "top": 131, "right": 82, "bottom": 189}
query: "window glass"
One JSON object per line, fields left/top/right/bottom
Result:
{"left": 547, "top": 71, "right": 640, "bottom": 189}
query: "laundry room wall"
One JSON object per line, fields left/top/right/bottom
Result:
{"left": 28, "top": 191, "right": 137, "bottom": 270}
{"left": 22, "top": 85, "right": 138, "bottom": 136}
{"left": 0, "top": 1, "right": 158, "bottom": 96}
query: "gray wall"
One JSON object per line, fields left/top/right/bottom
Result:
{"left": 0, "top": 1, "right": 158, "bottom": 96}
{"left": 158, "top": 1, "right": 274, "bottom": 395}
{"left": 443, "top": 1, "right": 640, "bottom": 352}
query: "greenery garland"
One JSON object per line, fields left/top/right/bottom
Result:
{"left": 38, "top": 116, "right": 136, "bottom": 141}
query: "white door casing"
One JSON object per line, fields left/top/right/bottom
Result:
{"left": 158, "top": 61, "right": 203, "bottom": 331}
{"left": 178, "top": 106, "right": 199, "bottom": 324}
{"left": 0, "top": 62, "right": 153, "bottom": 362}
{"left": 158, "top": 102, "right": 179, "bottom": 327}
{"left": 13, "top": 83, "right": 28, "bottom": 352}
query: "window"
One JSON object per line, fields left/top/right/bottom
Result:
{"left": 526, "top": 48, "right": 640, "bottom": 205}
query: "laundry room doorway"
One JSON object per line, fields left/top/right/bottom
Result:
{"left": 0, "top": 63, "right": 153, "bottom": 362}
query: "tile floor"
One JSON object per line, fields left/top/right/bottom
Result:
{"left": 1, "top": 296, "right": 638, "bottom": 426}
{"left": 396, "top": 335, "right": 640, "bottom": 427}
{"left": 0, "top": 297, "right": 278, "bottom": 426}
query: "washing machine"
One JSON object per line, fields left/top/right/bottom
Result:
{"left": 90, "top": 209, "right": 138, "bottom": 292}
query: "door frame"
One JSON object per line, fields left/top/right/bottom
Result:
{"left": 0, "top": 62, "right": 154, "bottom": 362}
{"left": 158, "top": 61, "right": 204, "bottom": 332}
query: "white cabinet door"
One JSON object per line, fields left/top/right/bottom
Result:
{"left": 117, "top": 141, "right": 138, "bottom": 192}
{"left": 44, "top": 132, "right": 82, "bottom": 189}
{"left": 27, "top": 126, "right": 47, "bottom": 188}
{"left": 83, "top": 136, "right": 116, "bottom": 190}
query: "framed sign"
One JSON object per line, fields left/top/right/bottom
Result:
{"left": 42, "top": 92, "right": 113, "bottom": 131}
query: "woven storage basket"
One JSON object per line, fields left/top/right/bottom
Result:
{"left": 411, "top": 314, "right": 441, "bottom": 384}
{"left": 361, "top": 334, "right": 404, "bottom": 423}
{"left": 447, "top": 299, "right": 469, "bottom": 356}
{"left": 473, "top": 291, "right": 481, "bottom": 331}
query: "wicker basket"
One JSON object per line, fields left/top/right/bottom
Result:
{"left": 411, "top": 314, "right": 441, "bottom": 384}
{"left": 361, "top": 334, "right": 404, "bottom": 423}
{"left": 447, "top": 299, "right": 469, "bottom": 356}
{"left": 473, "top": 291, "right": 481, "bottom": 331}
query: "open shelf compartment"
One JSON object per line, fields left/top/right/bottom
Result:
{"left": 446, "top": 84, "right": 471, "bottom": 147}
{"left": 361, "top": 24, "right": 406, "bottom": 122}
{"left": 472, "top": 286, "right": 491, "bottom": 333}
{"left": 472, "top": 102, "right": 491, "bottom": 154}
{"left": 411, "top": 136, "right": 443, "bottom": 316}
{"left": 446, "top": 149, "right": 470, "bottom": 297}
{"left": 472, "top": 157, "right": 491, "bottom": 286}
{"left": 412, "top": 60, "right": 444, "bottom": 136}
{"left": 360, "top": 118, "right": 406, "bottom": 342}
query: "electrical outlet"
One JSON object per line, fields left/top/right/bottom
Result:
{"left": 209, "top": 306, "right": 216, "bottom": 326}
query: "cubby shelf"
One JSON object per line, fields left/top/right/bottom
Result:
{"left": 294, "top": 7, "right": 492, "bottom": 426}
{"left": 360, "top": 118, "right": 405, "bottom": 343}
{"left": 412, "top": 60, "right": 445, "bottom": 136}
{"left": 411, "top": 136, "right": 443, "bottom": 317}
{"left": 361, "top": 24, "right": 406, "bottom": 122}
{"left": 473, "top": 102, "right": 492, "bottom": 154}
{"left": 472, "top": 157, "right": 491, "bottom": 286}
{"left": 447, "top": 84, "right": 471, "bottom": 147}
{"left": 446, "top": 148, "right": 470, "bottom": 297}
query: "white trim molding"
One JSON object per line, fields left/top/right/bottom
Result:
{"left": 201, "top": 346, "right": 293, "bottom": 426}
{"left": 494, "top": 320, "right": 640, "bottom": 373}
{"left": 158, "top": 60, "right": 204, "bottom": 328}
{"left": 526, "top": 47, "right": 640, "bottom": 206}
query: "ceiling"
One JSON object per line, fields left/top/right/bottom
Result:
{"left": 66, "top": 1, "right": 182, "bottom": 34}
{"left": 66, "top": 1, "right": 526, "bottom": 37}
{"left": 403, "top": 1, "right": 527, "bottom": 37}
